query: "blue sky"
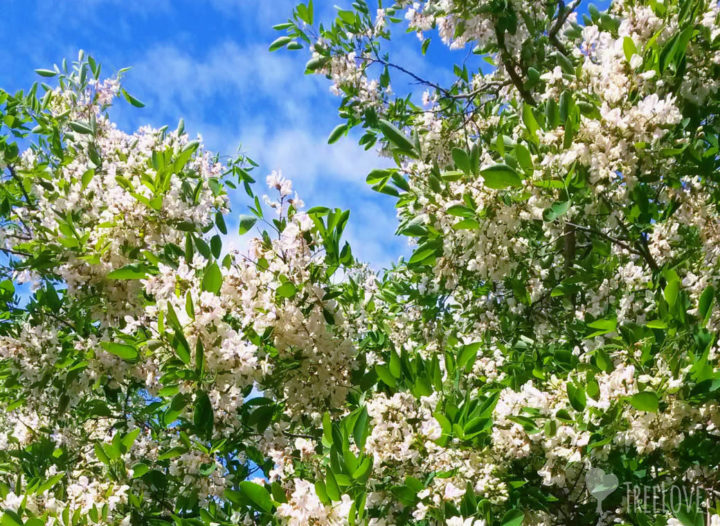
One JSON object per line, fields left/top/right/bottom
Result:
{"left": 0, "top": 0, "right": 428, "bottom": 267}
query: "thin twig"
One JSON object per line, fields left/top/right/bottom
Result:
{"left": 0, "top": 247, "right": 30, "bottom": 257}
{"left": 363, "top": 56, "right": 450, "bottom": 96}
{"left": 565, "top": 221, "right": 645, "bottom": 258}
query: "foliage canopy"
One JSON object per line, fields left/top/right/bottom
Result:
{"left": 1, "top": 0, "right": 720, "bottom": 524}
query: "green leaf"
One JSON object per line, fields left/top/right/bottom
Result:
{"left": 34, "top": 472, "right": 65, "bottom": 494}
{"left": 352, "top": 457, "right": 372, "bottom": 480}
{"left": 378, "top": 119, "right": 417, "bottom": 156}
{"left": 132, "top": 463, "right": 149, "bottom": 479}
{"left": 698, "top": 285, "right": 715, "bottom": 326}
{"left": 193, "top": 391, "right": 214, "bottom": 440}
{"left": 501, "top": 509, "right": 525, "bottom": 526}
{"left": 542, "top": 201, "right": 570, "bottom": 222}
{"left": 586, "top": 318, "right": 617, "bottom": 337}
{"left": 185, "top": 291, "right": 195, "bottom": 320}
{"left": 276, "top": 282, "right": 297, "bottom": 298}
{"left": 269, "top": 36, "right": 293, "bottom": 51}
{"left": 458, "top": 342, "right": 481, "bottom": 371}
{"left": 629, "top": 391, "right": 659, "bottom": 412}
{"left": 375, "top": 364, "right": 397, "bottom": 388}
{"left": 587, "top": 318, "right": 616, "bottom": 330}
{"left": 238, "top": 214, "right": 257, "bottom": 235}
{"left": 325, "top": 471, "right": 341, "bottom": 501}
{"left": 100, "top": 341, "right": 139, "bottom": 362}
{"left": 452, "top": 147, "right": 471, "bottom": 173}
{"left": 81, "top": 168, "right": 95, "bottom": 189}
{"left": 322, "top": 412, "right": 333, "bottom": 446}
{"left": 35, "top": 68, "right": 57, "bottom": 77}
{"left": 480, "top": 164, "right": 522, "bottom": 189}
{"left": 623, "top": 36, "right": 638, "bottom": 62}
{"left": 659, "top": 25, "right": 694, "bottom": 73}
{"left": 408, "top": 244, "right": 438, "bottom": 265}
{"left": 453, "top": 218, "right": 480, "bottom": 230}
{"left": 215, "top": 212, "right": 227, "bottom": 234}
{"left": 305, "top": 56, "right": 329, "bottom": 72}
{"left": 328, "top": 124, "right": 347, "bottom": 144}
{"left": 173, "top": 141, "right": 199, "bottom": 173}
{"left": 210, "top": 235, "right": 222, "bottom": 259}
{"left": 463, "top": 417, "right": 492, "bottom": 437}
{"left": 559, "top": 90, "right": 572, "bottom": 122}
{"left": 307, "top": 481, "right": 327, "bottom": 507}
{"left": 122, "top": 428, "right": 141, "bottom": 451}
{"left": 567, "top": 383, "right": 587, "bottom": 411}
{"left": 173, "top": 329, "right": 191, "bottom": 364}
{"left": 239, "top": 481, "right": 274, "bottom": 512}
{"left": 121, "top": 88, "right": 145, "bottom": 108}
{"left": 1, "top": 511, "right": 23, "bottom": 526}
{"left": 202, "top": 263, "right": 223, "bottom": 295}
{"left": 522, "top": 103, "right": 539, "bottom": 141}
{"left": 353, "top": 407, "right": 369, "bottom": 450}
{"left": 515, "top": 143, "right": 534, "bottom": 172}
{"left": 434, "top": 413, "right": 452, "bottom": 443}
{"left": 594, "top": 349, "right": 613, "bottom": 373}
{"left": 94, "top": 442, "right": 110, "bottom": 465}
{"left": 446, "top": 204, "right": 475, "bottom": 218}
{"left": 106, "top": 264, "right": 149, "bottom": 280}
{"left": 664, "top": 277, "right": 680, "bottom": 307}
{"left": 366, "top": 169, "right": 391, "bottom": 185}
{"left": 675, "top": 506, "right": 704, "bottom": 526}
{"left": 646, "top": 319, "right": 668, "bottom": 329}
{"left": 69, "top": 121, "right": 93, "bottom": 134}
{"left": 391, "top": 485, "right": 418, "bottom": 506}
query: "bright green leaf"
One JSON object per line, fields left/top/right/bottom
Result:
{"left": 629, "top": 391, "right": 659, "bottom": 412}
{"left": 480, "top": 164, "right": 522, "bottom": 189}
{"left": 100, "top": 341, "right": 139, "bottom": 362}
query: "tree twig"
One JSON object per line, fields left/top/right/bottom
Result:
{"left": 494, "top": 26, "right": 536, "bottom": 105}
{"left": 565, "top": 221, "right": 646, "bottom": 259}
{"left": 0, "top": 247, "right": 30, "bottom": 257}
{"left": 548, "top": 0, "right": 581, "bottom": 56}
{"left": 363, "top": 56, "right": 450, "bottom": 97}
{"left": 7, "top": 165, "right": 35, "bottom": 210}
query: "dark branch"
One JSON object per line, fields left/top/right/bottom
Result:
{"left": 7, "top": 165, "right": 35, "bottom": 210}
{"left": 494, "top": 26, "right": 536, "bottom": 105}
{"left": 565, "top": 222, "right": 646, "bottom": 258}
{"left": 548, "top": 0, "right": 581, "bottom": 56}
{"left": 364, "top": 57, "right": 450, "bottom": 96}
{"left": 0, "top": 247, "right": 30, "bottom": 257}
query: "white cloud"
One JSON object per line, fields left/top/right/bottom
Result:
{"left": 120, "top": 41, "right": 321, "bottom": 124}
{"left": 207, "top": 0, "right": 345, "bottom": 24}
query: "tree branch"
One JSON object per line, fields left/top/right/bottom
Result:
{"left": 564, "top": 221, "right": 647, "bottom": 259}
{"left": 0, "top": 247, "right": 30, "bottom": 257}
{"left": 548, "top": 0, "right": 581, "bottom": 56}
{"left": 563, "top": 222, "right": 576, "bottom": 271}
{"left": 7, "top": 165, "right": 35, "bottom": 210}
{"left": 364, "top": 57, "right": 451, "bottom": 97}
{"left": 494, "top": 26, "right": 536, "bottom": 105}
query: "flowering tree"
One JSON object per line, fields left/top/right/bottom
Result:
{"left": 0, "top": 54, "right": 363, "bottom": 525}
{"left": 1, "top": 0, "right": 720, "bottom": 524}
